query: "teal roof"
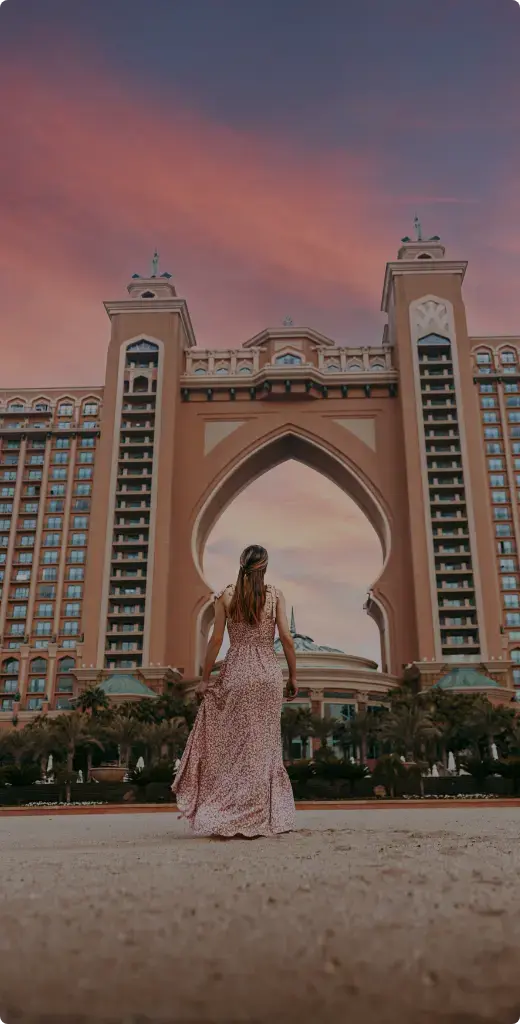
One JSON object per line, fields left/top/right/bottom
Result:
{"left": 433, "top": 667, "right": 500, "bottom": 690}
{"left": 100, "top": 674, "right": 157, "bottom": 697}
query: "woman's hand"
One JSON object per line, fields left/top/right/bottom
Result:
{"left": 285, "top": 678, "right": 298, "bottom": 701}
{"left": 195, "top": 679, "right": 210, "bottom": 701}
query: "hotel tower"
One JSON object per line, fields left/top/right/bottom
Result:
{"left": 1, "top": 233, "right": 518, "bottom": 724}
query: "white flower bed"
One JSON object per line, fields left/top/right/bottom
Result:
{"left": 401, "top": 793, "right": 500, "bottom": 800}
{"left": 23, "top": 801, "right": 108, "bottom": 807}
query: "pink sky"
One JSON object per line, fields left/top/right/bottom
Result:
{"left": 1, "top": 41, "right": 520, "bottom": 665}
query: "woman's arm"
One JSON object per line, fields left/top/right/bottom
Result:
{"left": 199, "top": 591, "right": 227, "bottom": 687}
{"left": 275, "top": 590, "right": 298, "bottom": 700}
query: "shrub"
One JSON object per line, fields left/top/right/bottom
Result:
{"left": 128, "top": 759, "right": 174, "bottom": 787}
{"left": 0, "top": 763, "right": 41, "bottom": 787}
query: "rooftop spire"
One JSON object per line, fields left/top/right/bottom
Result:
{"left": 151, "top": 248, "right": 160, "bottom": 277}
{"left": 290, "top": 606, "right": 296, "bottom": 634}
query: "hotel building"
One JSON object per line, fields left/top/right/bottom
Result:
{"left": 1, "top": 234, "right": 519, "bottom": 726}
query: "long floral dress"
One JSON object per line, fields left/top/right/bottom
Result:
{"left": 173, "top": 583, "right": 296, "bottom": 837}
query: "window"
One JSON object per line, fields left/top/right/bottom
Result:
{"left": 47, "top": 518, "right": 62, "bottom": 531}
{"left": 83, "top": 422, "right": 97, "bottom": 431}
{"left": 72, "top": 516, "right": 88, "bottom": 529}
{"left": 484, "top": 428, "right": 500, "bottom": 439}
{"left": 45, "top": 533, "right": 60, "bottom": 547}
{"left": 64, "top": 602, "right": 80, "bottom": 616}
{"left": 77, "top": 468, "right": 92, "bottom": 479}
{"left": 18, "top": 552, "right": 33, "bottom": 563}
{"left": 488, "top": 459, "right": 503, "bottom": 470}
{"left": 506, "top": 613, "right": 520, "bottom": 627}
{"left": 4, "top": 454, "right": 19, "bottom": 465}
{"left": 58, "top": 403, "right": 73, "bottom": 417}
{"left": 496, "top": 523, "right": 512, "bottom": 536}
{"left": 476, "top": 351, "right": 492, "bottom": 365}
{"left": 504, "top": 594, "right": 519, "bottom": 608}
{"left": 500, "top": 558, "right": 516, "bottom": 572}
{"left": 53, "top": 452, "right": 68, "bottom": 464}
{"left": 22, "top": 519, "right": 37, "bottom": 530}
{"left": 67, "top": 585, "right": 82, "bottom": 599}
{"left": 498, "top": 541, "right": 515, "bottom": 554}
{"left": 481, "top": 397, "right": 496, "bottom": 409}
{"left": 35, "top": 621, "right": 51, "bottom": 636}
{"left": 490, "top": 475, "right": 505, "bottom": 487}
{"left": 501, "top": 351, "right": 517, "bottom": 364}
{"left": 14, "top": 587, "right": 29, "bottom": 599}
{"left": 73, "top": 499, "right": 90, "bottom": 511}
{"left": 15, "top": 570, "right": 31, "bottom": 582}
{"left": 12, "top": 605, "right": 27, "bottom": 618}
{"left": 79, "top": 452, "right": 94, "bottom": 463}
{"left": 494, "top": 507, "right": 510, "bottom": 520}
{"left": 480, "top": 383, "right": 494, "bottom": 393}
{"left": 492, "top": 491, "right": 508, "bottom": 503}
{"left": 42, "top": 551, "right": 58, "bottom": 564}
{"left": 29, "top": 455, "right": 44, "bottom": 465}
{"left": 39, "top": 585, "right": 55, "bottom": 599}
{"left": 2, "top": 472, "right": 17, "bottom": 482}
{"left": 42, "top": 568, "right": 57, "bottom": 581}
{"left": 75, "top": 484, "right": 91, "bottom": 496}
{"left": 81, "top": 437, "right": 95, "bottom": 448}
{"left": 502, "top": 576, "right": 517, "bottom": 590}
{"left": 1, "top": 488, "right": 15, "bottom": 497}
{"left": 509, "top": 412, "right": 520, "bottom": 423}
{"left": 10, "top": 623, "right": 25, "bottom": 636}
{"left": 19, "top": 535, "right": 34, "bottom": 547}
{"left": 511, "top": 649, "right": 520, "bottom": 663}
{"left": 483, "top": 412, "right": 498, "bottom": 423}
{"left": 0, "top": 504, "right": 13, "bottom": 514}
{"left": 68, "top": 567, "right": 84, "bottom": 580}
{"left": 274, "top": 354, "right": 303, "bottom": 366}
{"left": 26, "top": 697, "right": 44, "bottom": 711}
{"left": 507, "top": 396, "right": 520, "bottom": 407}
{"left": 62, "top": 639, "right": 77, "bottom": 650}
{"left": 28, "top": 678, "right": 46, "bottom": 694}
{"left": 486, "top": 443, "right": 502, "bottom": 454}
{"left": 63, "top": 621, "right": 79, "bottom": 635}
{"left": 69, "top": 550, "right": 85, "bottom": 563}
{"left": 49, "top": 501, "right": 64, "bottom": 513}
{"left": 56, "top": 438, "right": 70, "bottom": 449}
{"left": 51, "top": 468, "right": 67, "bottom": 480}
{"left": 71, "top": 533, "right": 86, "bottom": 546}
{"left": 49, "top": 485, "right": 65, "bottom": 496}
{"left": 83, "top": 403, "right": 98, "bottom": 416}
{"left": 0, "top": 519, "right": 10, "bottom": 531}
{"left": 37, "top": 603, "right": 53, "bottom": 617}
{"left": 27, "top": 471, "right": 42, "bottom": 481}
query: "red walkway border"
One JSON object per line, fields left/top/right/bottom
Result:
{"left": 1, "top": 799, "right": 520, "bottom": 816}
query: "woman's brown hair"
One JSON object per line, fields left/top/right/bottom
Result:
{"left": 228, "top": 544, "right": 268, "bottom": 625}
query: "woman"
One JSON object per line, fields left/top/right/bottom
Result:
{"left": 173, "top": 544, "right": 298, "bottom": 838}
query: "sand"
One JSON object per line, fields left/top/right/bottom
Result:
{"left": 1, "top": 807, "right": 520, "bottom": 1024}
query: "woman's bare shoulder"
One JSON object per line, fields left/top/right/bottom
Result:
{"left": 213, "top": 583, "right": 235, "bottom": 601}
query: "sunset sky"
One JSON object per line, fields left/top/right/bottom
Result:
{"left": 1, "top": 0, "right": 520, "bottom": 664}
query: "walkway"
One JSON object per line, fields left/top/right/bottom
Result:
{"left": 1, "top": 808, "right": 520, "bottom": 1024}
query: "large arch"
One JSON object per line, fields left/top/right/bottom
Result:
{"left": 187, "top": 428, "right": 393, "bottom": 679}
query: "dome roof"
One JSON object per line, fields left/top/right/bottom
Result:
{"left": 274, "top": 607, "right": 345, "bottom": 655}
{"left": 433, "top": 667, "right": 500, "bottom": 691}
{"left": 100, "top": 674, "right": 157, "bottom": 697}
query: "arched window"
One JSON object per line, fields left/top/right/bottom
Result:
{"left": 132, "top": 376, "right": 149, "bottom": 393}
{"left": 127, "top": 340, "right": 159, "bottom": 352}
{"left": 2, "top": 658, "right": 19, "bottom": 674}
{"left": 9, "top": 402, "right": 25, "bottom": 411}
{"left": 346, "top": 362, "right": 362, "bottom": 372}
{"left": 193, "top": 367, "right": 207, "bottom": 375}
{"left": 34, "top": 402, "right": 50, "bottom": 412}
{"left": 238, "top": 365, "right": 252, "bottom": 374}
{"left": 325, "top": 363, "right": 340, "bottom": 373}
{"left": 511, "top": 648, "right": 520, "bottom": 664}
{"left": 141, "top": 292, "right": 156, "bottom": 299}
{"left": 416, "top": 253, "right": 433, "bottom": 260}
{"left": 475, "top": 349, "right": 493, "bottom": 374}
{"left": 371, "top": 363, "right": 385, "bottom": 371}
{"left": 59, "top": 657, "right": 75, "bottom": 672}
{"left": 83, "top": 401, "right": 98, "bottom": 416}
{"left": 274, "top": 353, "right": 302, "bottom": 366}
{"left": 215, "top": 366, "right": 229, "bottom": 375}
{"left": 417, "top": 333, "right": 450, "bottom": 346}
{"left": 58, "top": 402, "right": 74, "bottom": 417}
{"left": 30, "top": 657, "right": 47, "bottom": 674}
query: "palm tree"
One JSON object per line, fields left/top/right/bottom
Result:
{"left": 349, "top": 709, "right": 376, "bottom": 764}
{"left": 379, "top": 703, "right": 441, "bottom": 762}
{"left": 50, "top": 712, "right": 104, "bottom": 801}
{"left": 141, "top": 718, "right": 187, "bottom": 765}
{"left": 0, "top": 727, "right": 33, "bottom": 768}
{"left": 105, "top": 715, "right": 144, "bottom": 768}
{"left": 26, "top": 720, "right": 58, "bottom": 778}
{"left": 332, "top": 719, "right": 353, "bottom": 761}
{"left": 310, "top": 714, "right": 337, "bottom": 758}
{"left": 280, "top": 707, "right": 313, "bottom": 763}
{"left": 465, "top": 699, "right": 515, "bottom": 760}
{"left": 74, "top": 685, "right": 110, "bottom": 717}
